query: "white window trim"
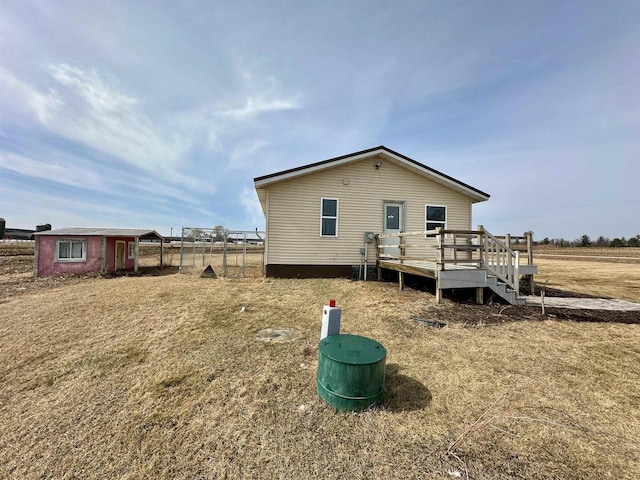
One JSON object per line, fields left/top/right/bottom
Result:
{"left": 320, "top": 197, "right": 339, "bottom": 237}
{"left": 425, "top": 204, "right": 447, "bottom": 237}
{"left": 128, "top": 242, "right": 136, "bottom": 259}
{"left": 55, "top": 238, "right": 87, "bottom": 262}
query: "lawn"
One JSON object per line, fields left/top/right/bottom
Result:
{"left": 1, "top": 266, "right": 639, "bottom": 479}
{"left": 532, "top": 247, "right": 640, "bottom": 302}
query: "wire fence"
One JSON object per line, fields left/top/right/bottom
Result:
{"left": 177, "top": 227, "right": 265, "bottom": 278}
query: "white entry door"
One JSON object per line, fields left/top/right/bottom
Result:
{"left": 382, "top": 202, "right": 403, "bottom": 258}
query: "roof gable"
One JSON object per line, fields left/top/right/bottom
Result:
{"left": 254, "top": 146, "right": 490, "bottom": 202}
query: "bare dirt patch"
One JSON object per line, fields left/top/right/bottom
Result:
{"left": 254, "top": 327, "right": 301, "bottom": 343}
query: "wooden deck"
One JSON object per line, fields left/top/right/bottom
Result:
{"left": 376, "top": 226, "right": 537, "bottom": 305}
{"left": 378, "top": 259, "right": 477, "bottom": 279}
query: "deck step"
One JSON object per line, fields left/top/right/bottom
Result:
{"left": 486, "top": 277, "right": 526, "bottom": 305}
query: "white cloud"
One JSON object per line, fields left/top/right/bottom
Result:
{"left": 48, "top": 64, "right": 138, "bottom": 112}
{"left": 1, "top": 64, "right": 198, "bottom": 186}
{"left": 0, "top": 148, "right": 209, "bottom": 211}
{"left": 2, "top": 64, "right": 302, "bottom": 191}
{"left": 0, "top": 151, "right": 102, "bottom": 189}
{"left": 43, "top": 63, "right": 194, "bottom": 182}
{"left": 0, "top": 69, "right": 62, "bottom": 124}
{"left": 218, "top": 95, "right": 301, "bottom": 118}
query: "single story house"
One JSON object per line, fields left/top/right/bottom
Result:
{"left": 34, "top": 228, "right": 163, "bottom": 277}
{"left": 253, "top": 145, "right": 490, "bottom": 278}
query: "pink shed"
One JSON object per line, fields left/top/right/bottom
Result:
{"left": 34, "top": 228, "right": 163, "bottom": 277}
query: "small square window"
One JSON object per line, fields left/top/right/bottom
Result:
{"left": 128, "top": 242, "right": 136, "bottom": 259}
{"left": 56, "top": 239, "right": 86, "bottom": 262}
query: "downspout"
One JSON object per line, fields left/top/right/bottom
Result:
{"left": 264, "top": 189, "right": 270, "bottom": 276}
{"left": 364, "top": 242, "right": 368, "bottom": 281}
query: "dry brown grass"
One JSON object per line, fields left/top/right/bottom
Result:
{"left": 534, "top": 258, "right": 640, "bottom": 302}
{"left": 1, "top": 264, "right": 639, "bottom": 479}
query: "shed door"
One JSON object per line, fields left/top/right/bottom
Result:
{"left": 115, "top": 241, "right": 125, "bottom": 271}
{"left": 382, "top": 202, "right": 403, "bottom": 258}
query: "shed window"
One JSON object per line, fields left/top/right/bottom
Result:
{"left": 321, "top": 198, "right": 338, "bottom": 237}
{"left": 128, "top": 242, "right": 136, "bottom": 259}
{"left": 56, "top": 239, "right": 86, "bottom": 262}
{"left": 425, "top": 205, "right": 447, "bottom": 237}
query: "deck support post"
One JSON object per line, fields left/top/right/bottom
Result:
{"left": 477, "top": 225, "right": 485, "bottom": 268}
{"left": 435, "top": 277, "right": 442, "bottom": 304}
{"left": 476, "top": 287, "right": 484, "bottom": 305}
{"left": 436, "top": 228, "right": 445, "bottom": 272}
{"left": 526, "top": 231, "right": 533, "bottom": 265}
{"left": 452, "top": 232, "right": 457, "bottom": 263}
{"left": 526, "top": 231, "right": 534, "bottom": 294}
{"left": 399, "top": 271, "right": 404, "bottom": 291}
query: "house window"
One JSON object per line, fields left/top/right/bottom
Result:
{"left": 425, "top": 205, "right": 447, "bottom": 236}
{"left": 128, "top": 242, "right": 136, "bottom": 259}
{"left": 56, "top": 239, "right": 86, "bottom": 262}
{"left": 321, "top": 198, "right": 338, "bottom": 237}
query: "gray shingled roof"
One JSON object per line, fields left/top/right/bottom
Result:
{"left": 35, "top": 228, "right": 163, "bottom": 239}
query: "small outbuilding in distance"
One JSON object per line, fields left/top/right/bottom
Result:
{"left": 34, "top": 228, "right": 163, "bottom": 277}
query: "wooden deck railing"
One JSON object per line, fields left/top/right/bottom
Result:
{"left": 483, "top": 229, "right": 520, "bottom": 295}
{"left": 376, "top": 226, "right": 533, "bottom": 295}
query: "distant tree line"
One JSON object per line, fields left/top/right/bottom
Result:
{"left": 538, "top": 234, "right": 640, "bottom": 248}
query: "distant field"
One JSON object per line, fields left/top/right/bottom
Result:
{"left": 534, "top": 245, "right": 640, "bottom": 260}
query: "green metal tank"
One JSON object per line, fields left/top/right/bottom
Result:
{"left": 316, "top": 334, "right": 387, "bottom": 411}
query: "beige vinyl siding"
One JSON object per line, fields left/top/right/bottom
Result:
{"left": 263, "top": 155, "right": 474, "bottom": 265}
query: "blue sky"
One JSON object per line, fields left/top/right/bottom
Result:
{"left": 1, "top": 0, "right": 638, "bottom": 240}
